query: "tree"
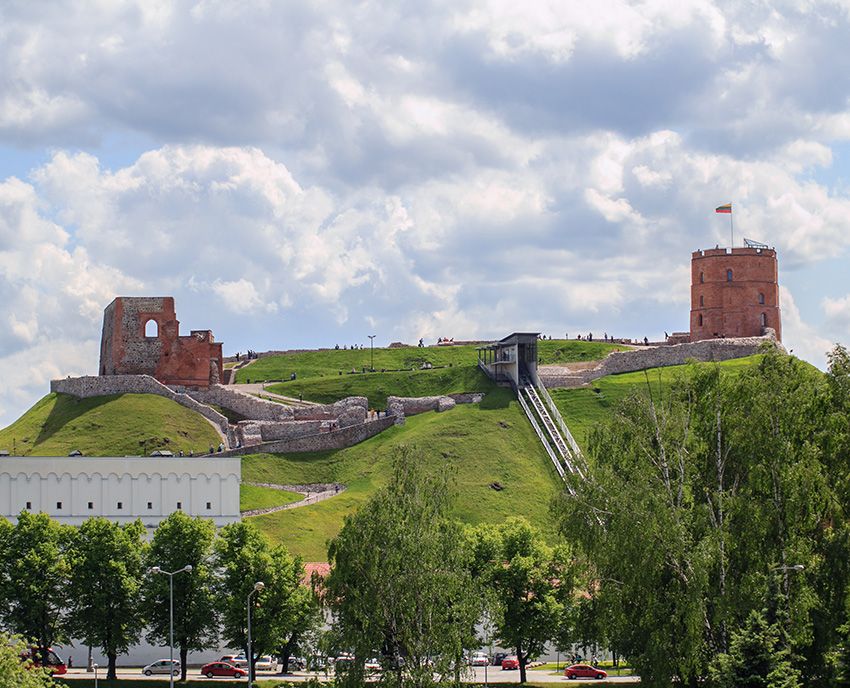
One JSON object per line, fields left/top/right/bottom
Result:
{"left": 0, "top": 512, "right": 70, "bottom": 669}
{"left": 556, "top": 349, "right": 836, "bottom": 686}
{"left": 324, "top": 446, "right": 483, "bottom": 688}
{"left": 0, "top": 633, "right": 57, "bottom": 688}
{"left": 67, "top": 517, "right": 146, "bottom": 680}
{"left": 276, "top": 583, "right": 320, "bottom": 676}
{"left": 144, "top": 511, "right": 219, "bottom": 681}
{"left": 473, "top": 517, "right": 568, "bottom": 684}
{"left": 214, "top": 520, "right": 315, "bottom": 681}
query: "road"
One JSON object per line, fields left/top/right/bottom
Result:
{"left": 62, "top": 666, "right": 639, "bottom": 683}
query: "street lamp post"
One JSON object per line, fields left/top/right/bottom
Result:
{"left": 93, "top": 663, "right": 98, "bottom": 688}
{"left": 149, "top": 565, "right": 193, "bottom": 688}
{"left": 247, "top": 581, "right": 265, "bottom": 685}
{"left": 368, "top": 335, "right": 376, "bottom": 371}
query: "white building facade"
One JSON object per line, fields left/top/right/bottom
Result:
{"left": 0, "top": 456, "right": 241, "bottom": 528}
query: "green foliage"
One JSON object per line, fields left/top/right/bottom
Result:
{"left": 0, "top": 393, "right": 221, "bottom": 456}
{"left": 214, "top": 521, "right": 318, "bottom": 678}
{"left": 143, "top": 511, "right": 219, "bottom": 681}
{"left": 235, "top": 340, "right": 621, "bottom": 384}
{"left": 324, "top": 446, "right": 483, "bottom": 688}
{"left": 67, "top": 518, "right": 147, "bottom": 679}
{"left": 471, "top": 517, "right": 570, "bottom": 684}
{"left": 556, "top": 348, "right": 847, "bottom": 687}
{"left": 709, "top": 610, "right": 801, "bottom": 688}
{"left": 0, "top": 511, "right": 71, "bottom": 667}
{"left": 0, "top": 633, "right": 57, "bottom": 688}
{"left": 242, "top": 390, "right": 562, "bottom": 560}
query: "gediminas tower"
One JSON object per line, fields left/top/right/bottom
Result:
{"left": 690, "top": 246, "right": 781, "bottom": 342}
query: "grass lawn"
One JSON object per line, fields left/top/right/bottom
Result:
{"left": 243, "top": 388, "right": 564, "bottom": 561}
{"left": 240, "top": 484, "right": 303, "bottom": 511}
{"left": 266, "top": 366, "right": 498, "bottom": 408}
{"left": 0, "top": 393, "right": 222, "bottom": 457}
{"left": 550, "top": 355, "right": 763, "bottom": 451}
{"left": 235, "top": 340, "right": 623, "bottom": 384}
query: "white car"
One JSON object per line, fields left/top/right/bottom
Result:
{"left": 255, "top": 655, "right": 278, "bottom": 672}
{"left": 470, "top": 652, "right": 490, "bottom": 667}
{"left": 142, "top": 659, "right": 180, "bottom": 676}
{"left": 219, "top": 654, "right": 249, "bottom": 668}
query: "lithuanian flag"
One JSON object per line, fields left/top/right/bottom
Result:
{"left": 716, "top": 203, "right": 732, "bottom": 214}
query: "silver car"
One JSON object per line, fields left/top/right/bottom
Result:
{"left": 142, "top": 659, "right": 180, "bottom": 676}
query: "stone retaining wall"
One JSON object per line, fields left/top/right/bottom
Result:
{"left": 219, "top": 416, "right": 396, "bottom": 456}
{"left": 539, "top": 335, "right": 780, "bottom": 388}
{"left": 50, "top": 375, "right": 233, "bottom": 443}
{"left": 258, "top": 420, "right": 327, "bottom": 442}
{"left": 386, "top": 395, "right": 456, "bottom": 421}
{"left": 188, "top": 385, "right": 293, "bottom": 422}
{"left": 448, "top": 392, "right": 486, "bottom": 404}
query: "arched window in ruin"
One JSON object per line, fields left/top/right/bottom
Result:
{"left": 758, "top": 292, "right": 765, "bottom": 305}
{"left": 144, "top": 319, "right": 159, "bottom": 338}
{"left": 726, "top": 269, "right": 733, "bottom": 282}
{"left": 698, "top": 314, "right": 703, "bottom": 326}
{"left": 760, "top": 312, "right": 767, "bottom": 328}
{"left": 699, "top": 295, "right": 704, "bottom": 307}
{"left": 700, "top": 272, "right": 704, "bottom": 283}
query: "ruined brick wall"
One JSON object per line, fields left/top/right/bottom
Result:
{"left": 99, "top": 297, "right": 224, "bottom": 388}
{"left": 690, "top": 248, "right": 781, "bottom": 342}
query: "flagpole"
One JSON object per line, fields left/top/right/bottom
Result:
{"left": 730, "top": 211, "right": 734, "bottom": 248}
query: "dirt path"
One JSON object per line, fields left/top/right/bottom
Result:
{"left": 241, "top": 482, "right": 346, "bottom": 517}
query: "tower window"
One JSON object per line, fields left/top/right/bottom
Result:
{"left": 147, "top": 501, "right": 153, "bottom": 510}
{"left": 177, "top": 501, "right": 182, "bottom": 510}
{"left": 26, "top": 501, "right": 32, "bottom": 510}
{"left": 699, "top": 295, "right": 704, "bottom": 307}
{"left": 699, "top": 272, "right": 704, "bottom": 283}
{"left": 698, "top": 314, "right": 703, "bottom": 326}
{"left": 88, "top": 502, "right": 94, "bottom": 510}
{"left": 144, "top": 319, "right": 159, "bottom": 338}
{"left": 206, "top": 501, "right": 212, "bottom": 510}
{"left": 56, "top": 502, "right": 62, "bottom": 510}
{"left": 726, "top": 269, "right": 733, "bottom": 282}
{"left": 758, "top": 292, "right": 765, "bottom": 305}
{"left": 117, "top": 501, "right": 123, "bottom": 510}
{"left": 760, "top": 313, "right": 767, "bottom": 327}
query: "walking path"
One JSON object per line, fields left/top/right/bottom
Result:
{"left": 230, "top": 382, "right": 318, "bottom": 407}
{"left": 241, "top": 482, "right": 346, "bottom": 517}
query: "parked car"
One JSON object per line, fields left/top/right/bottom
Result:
{"left": 491, "top": 652, "right": 508, "bottom": 667}
{"left": 218, "top": 654, "right": 249, "bottom": 668}
{"left": 255, "top": 655, "right": 278, "bottom": 672}
{"left": 470, "top": 652, "right": 490, "bottom": 666}
{"left": 287, "top": 656, "right": 306, "bottom": 671}
{"left": 142, "top": 659, "right": 180, "bottom": 676}
{"left": 365, "top": 657, "right": 382, "bottom": 672}
{"left": 565, "top": 663, "right": 607, "bottom": 680}
{"left": 201, "top": 661, "right": 247, "bottom": 678}
{"left": 21, "top": 648, "right": 67, "bottom": 675}
{"left": 501, "top": 655, "right": 520, "bottom": 670}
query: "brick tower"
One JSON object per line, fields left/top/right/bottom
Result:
{"left": 690, "top": 247, "right": 781, "bottom": 342}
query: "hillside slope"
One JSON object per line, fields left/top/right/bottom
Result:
{"left": 242, "top": 388, "right": 563, "bottom": 560}
{"left": 235, "top": 339, "right": 625, "bottom": 384}
{"left": 0, "top": 393, "right": 222, "bottom": 457}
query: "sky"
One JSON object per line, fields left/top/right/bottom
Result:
{"left": 1, "top": 0, "right": 850, "bottom": 428}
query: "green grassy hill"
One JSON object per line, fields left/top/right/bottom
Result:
{"left": 242, "top": 388, "right": 563, "bottom": 560}
{"left": 0, "top": 393, "right": 222, "bottom": 457}
{"left": 550, "top": 355, "right": 763, "bottom": 450}
{"left": 235, "top": 339, "right": 625, "bottom": 384}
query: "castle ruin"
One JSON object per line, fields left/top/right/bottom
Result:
{"left": 99, "top": 297, "right": 223, "bottom": 388}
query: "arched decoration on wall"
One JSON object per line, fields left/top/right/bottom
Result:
{"left": 758, "top": 292, "right": 765, "bottom": 305}
{"left": 144, "top": 319, "right": 159, "bottom": 338}
{"left": 760, "top": 312, "right": 767, "bottom": 327}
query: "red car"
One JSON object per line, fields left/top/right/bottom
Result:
{"left": 501, "top": 655, "right": 520, "bottom": 670}
{"left": 22, "top": 648, "right": 67, "bottom": 675}
{"left": 565, "top": 663, "right": 607, "bottom": 680}
{"left": 200, "top": 661, "right": 247, "bottom": 678}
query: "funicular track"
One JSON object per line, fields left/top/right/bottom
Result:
{"left": 516, "top": 365, "right": 587, "bottom": 490}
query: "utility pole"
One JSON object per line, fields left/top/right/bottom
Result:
{"left": 368, "top": 335, "right": 376, "bottom": 371}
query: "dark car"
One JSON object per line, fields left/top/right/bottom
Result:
{"left": 200, "top": 661, "right": 246, "bottom": 678}
{"left": 491, "top": 652, "right": 508, "bottom": 666}
{"left": 565, "top": 663, "right": 607, "bottom": 680}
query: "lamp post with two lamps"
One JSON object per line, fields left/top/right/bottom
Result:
{"left": 247, "top": 581, "right": 265, "bottom": 684}
{"left": 149, "top": 565, "right": 192, "bottom": 688}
